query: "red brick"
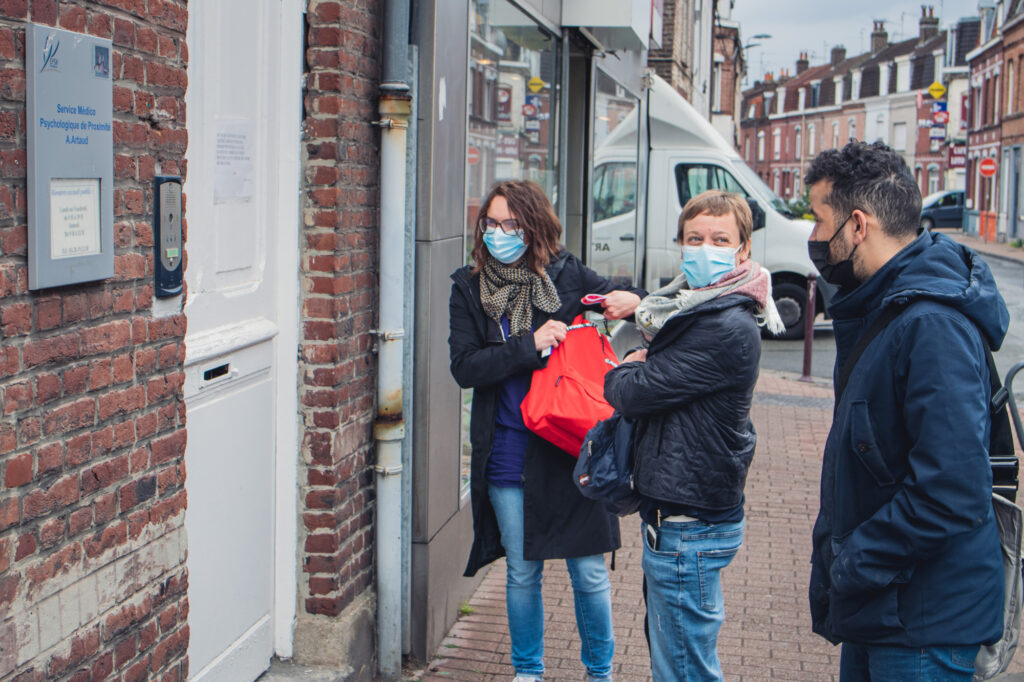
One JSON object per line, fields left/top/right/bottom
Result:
{"left": 4, "top": 452, "right": 32, "bottom": 487}
{"left": 36, "top": 442, "right": 63, "bottom": 474}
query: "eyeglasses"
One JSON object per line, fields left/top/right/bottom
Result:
{"left": 480, "top": 217, "right": 521, "bottom": 234}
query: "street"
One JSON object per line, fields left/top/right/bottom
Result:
{"left": 761, "top": 251, "right": 1024, "bottom": 400}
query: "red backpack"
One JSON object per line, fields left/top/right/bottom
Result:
{"left": 520, "top": 315, "right": 619, "bottom": 456}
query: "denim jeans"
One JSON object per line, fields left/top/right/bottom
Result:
{"left": 641, "top": 518, "right": 744, "bottom": 682}
{"left": 488, "top": 484, "right": 615, "bottom": 680}
{"left": 839, "top": 642, "right": 980, "bottom": 681}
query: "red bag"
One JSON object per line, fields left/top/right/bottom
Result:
{"left": 520, "top": 315, "right": 619, "bottom": 456}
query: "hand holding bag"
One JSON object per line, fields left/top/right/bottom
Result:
{"left": 520, "top": 315, "right": 619, "bottom": 456}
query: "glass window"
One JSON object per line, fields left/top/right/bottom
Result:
{"left": 590, "top": 69, "right": 641, "bottom": 287}
{"left": 674, "top": 163, "right": 750, "bottom": 207}
{"left": 466, "top": 0, "right": 560, "bottom": 241}
{"left": 808, "top": 123, "right": 816, "bottom": 155}
{"left": 463, "top": 0, "right": 561, "bottom": 502}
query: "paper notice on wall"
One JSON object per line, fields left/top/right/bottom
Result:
{"left": 50, "top": 178, "right": 101, "bottom": 260}
{"left": 214, "top": 117, "right": 254, "bottom": 203}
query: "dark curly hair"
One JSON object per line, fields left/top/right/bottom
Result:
{"left": 804, "top": 141, "right": 921, "bottom": 239}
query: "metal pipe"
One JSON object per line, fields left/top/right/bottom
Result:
{"left": 376, "top": 0, "right": 411, "bottom": 676}
{"left": 799, "top": 273, "right": 817, "bottom": 382}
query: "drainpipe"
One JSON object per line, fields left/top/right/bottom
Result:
{"left": 374, "top": 0, "right": 410, "bottom": 677}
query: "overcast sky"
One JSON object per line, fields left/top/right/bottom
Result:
{"left": 732, "top": 0, "right": 983, "bottom": 84}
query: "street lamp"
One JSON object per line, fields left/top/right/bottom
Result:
{"left": 742, "top": 34, "right": 772, "bottom": 86}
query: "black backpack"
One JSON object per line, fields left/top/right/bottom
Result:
{"left": 573, "top": 412, "right": 642, "bottom": 516}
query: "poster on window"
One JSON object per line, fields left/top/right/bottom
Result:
{"left": 497, "top": 86, "right": 511, "bottom": 122}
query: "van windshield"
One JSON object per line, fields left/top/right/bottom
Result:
{"left": 730, "top": 162, "right": 797, "bottom": 218}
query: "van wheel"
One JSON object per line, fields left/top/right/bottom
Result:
{"left": 771, "top": 282, "right": 807, "bottom": 340}
{"left": 921, "top": 217, "right": 935, "bottom": 231}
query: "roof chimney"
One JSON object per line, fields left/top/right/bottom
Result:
{"left": 871, "top": 20, "right": 888, "bottom": 54}
{"left": 796, "top": 51, "right": 809, "bottom": 74}
{"left": 919, "top": 5, "right": 939, "bottom": 42}
{"left": 831, "top": 45, "right": 847, "bottom": 66}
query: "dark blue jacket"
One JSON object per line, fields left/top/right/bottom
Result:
{"left": 810, "top": 231, "right": 1009, "bottom": 647}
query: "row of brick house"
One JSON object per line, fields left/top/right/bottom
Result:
{"left": 738, "top": 7, "right": 978, "bottom": 207}
{"left": 965, "top": 0, "right": 1024, "bottom": 243}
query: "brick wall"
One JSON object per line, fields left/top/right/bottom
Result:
{"left": 297, "top": 0, "right": 381, "bottom": 641}
{"left": 0, "top": 1, "right": 189, "bottom": 680}
{"left": 648, "top": 0, "right": 693, "bottom": 99}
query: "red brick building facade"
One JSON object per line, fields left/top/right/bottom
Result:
{"left": 0, "top": 1, "right": 190, "bottom": 679}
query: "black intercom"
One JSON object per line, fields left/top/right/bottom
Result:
{"left": 153, "top": 176, "right": 182, "bottom": 297}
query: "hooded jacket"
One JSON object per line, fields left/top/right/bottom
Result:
{"left": 810, "top": 231, "right": 1009, "bottom": 647}
{"left": 449, "top": 250, "right": 646, "bottom": 577}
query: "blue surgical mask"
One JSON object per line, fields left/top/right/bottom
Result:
{"left": 680, "top": 244, "right": 739, "bottom": 288}
{"left": 483, "top": 227, "right": 528, "bottom": 264}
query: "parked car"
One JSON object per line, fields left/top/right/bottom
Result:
{"left": 920, "top": 190, "right": 965, "bottom": 230}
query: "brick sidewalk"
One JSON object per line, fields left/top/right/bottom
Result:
{"left": 410, "top": 370, "right": 1024, "bottom": 681}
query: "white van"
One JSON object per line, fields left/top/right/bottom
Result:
{"left": 590, "top": 73, "right": 829, "bottom": 339}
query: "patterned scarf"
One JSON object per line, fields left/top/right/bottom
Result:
{"left": 479, "top": 254, "right": 561, "bottom": 337}
{"left": 635, "top": 260, "right": 786, "bottom": 338}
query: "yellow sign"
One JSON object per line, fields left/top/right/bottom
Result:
{"left": 528, "top": 76, "right": 546, "bottom": 93}
{"left": 928, "top": 81, "right": 946, "bottom": 100}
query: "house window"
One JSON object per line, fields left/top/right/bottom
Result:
{"left": 892, "top": 121, "right": 907, "bottom": 151}
{"left": 875, "top": 113, "right": 885, "bottom": 144}
{"left": 848, "top": 117, "right": 856, "bottom": 142}
{"left": 808, "top": 123, "right": 816, "bottom": 155}
{"left": 832, "top": 121, "right": 839, "bottom": 148}
{"left": 773, "top": 169, "right": 781, "bottom": 194}
{"left": 758, "top": 131, "right": 765, "bottom": 161}
{"left": 773, "top": 129, "right": 781, "bottom": 160}
{"left": 928, "top": 166, "right": 940, "bottom": 194}
{"left": 745, "top": 136, "right": 751, "bottom": 161}
{"left": 795, "top": 127, "right": 802, "bottom": 160}
{"left": 1008, "top": 61, "right": 1015, "bottom": 116}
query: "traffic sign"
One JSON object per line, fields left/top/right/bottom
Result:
{"left": 467, "top": 146, "right": 480, "bottom": 165}
{"left": 980, "top": 157, "right": 998, "bottom": 177}
{"left": 928, "top": 81, "right": 946, "bottom": 100}
{"left": 521, "top": 103, "right": 537, "bottom": 117}
{"left": 932, "top": 110, "right": 949, "bottom": 125}
{"left": 528, "top": 76, "right": 546, "bottom": 93}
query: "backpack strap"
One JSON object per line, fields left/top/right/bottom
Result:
{"left": 834, "top": 301, "right": 908, "bottom": 409}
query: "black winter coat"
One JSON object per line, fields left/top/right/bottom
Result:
{"left": 449, "top": 250, "right": 646, "bottom": 577}
{"left": 604, "top": 296, "right": 761, "bottom": 510}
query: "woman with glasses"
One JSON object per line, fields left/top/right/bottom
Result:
{"left": 449, "top": 180, "right": 645, "bottom": 682}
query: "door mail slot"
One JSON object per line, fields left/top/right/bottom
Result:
{"left": 203, "top": 364, "right": 229, "bottom": 381}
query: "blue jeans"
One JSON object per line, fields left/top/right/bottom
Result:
{"left": 488, "top": 484, "right": 614, "bottom": 680}
{"left": 641, "top": 519, "right": 744, "bottom": 682}
{"left": 839, "top": 642, "right": 980, "bottom": 681}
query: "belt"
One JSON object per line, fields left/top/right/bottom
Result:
{"left": 661, "top": 513, "right": 698, "bottom": 523}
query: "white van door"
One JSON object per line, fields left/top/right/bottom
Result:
{"left": 183, "top": 1, "right": 301, "bottom": 679}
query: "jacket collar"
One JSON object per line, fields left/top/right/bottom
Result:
{"left": 827, "top": 231, "right": 927, "bottom": 322}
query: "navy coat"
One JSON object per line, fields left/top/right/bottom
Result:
{"left": 810, "top": 231, "right": 1009, "bottom": 647}
{"left": 449, "top": 250, "right": 646, "bottom": 577}
{"left": 604, "top": 295, "right": 761, "bottom": 510}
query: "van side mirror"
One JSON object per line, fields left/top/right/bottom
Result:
{"left": 747, "top": 198, "right": 766, "bottom": 231}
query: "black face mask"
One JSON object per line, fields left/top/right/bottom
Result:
{"left": 808, "top": 215, "right": 860, "bottom": 291}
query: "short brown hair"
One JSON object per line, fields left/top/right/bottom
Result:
{"left": 471, "top": 181, "right": 563, "bottom": 275}
{"left": 677, "top": 190, "right": 753, "bottom": 246}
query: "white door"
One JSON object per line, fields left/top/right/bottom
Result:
{"left": 183, "top": 1, "right": 301, "bottom": 679}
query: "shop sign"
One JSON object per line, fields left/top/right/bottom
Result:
{"left": 524, "top": 120, "right": 540, "bottom": 131}
{"left": 929, "top": 125, "right": 945, "bottom": 140}
{"left": 948, "top": 143, "right": 966, "bottom": 168}
{"left": 497, "top": 134, "right": 519, "bottom": 159}
{"left": 497, "top": 86, "right": 511, "bottom": 122}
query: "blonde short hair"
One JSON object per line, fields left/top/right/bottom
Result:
{"left": 677, "top": 190, "right": 753, "bottom": 246}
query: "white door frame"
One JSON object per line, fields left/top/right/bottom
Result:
{"left": 271, "top": 0, "right": 303, "bottom": 659}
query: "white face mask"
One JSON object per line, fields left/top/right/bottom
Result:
{"left": 680, "top": 244, "right": 739, "bottom": 288}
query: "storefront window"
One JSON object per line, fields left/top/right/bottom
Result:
{"left": 589, "top": 68, "right": 640, "bottom": 287}
{"left": 461, "top": 0, "right": 562, "bottom": 502}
